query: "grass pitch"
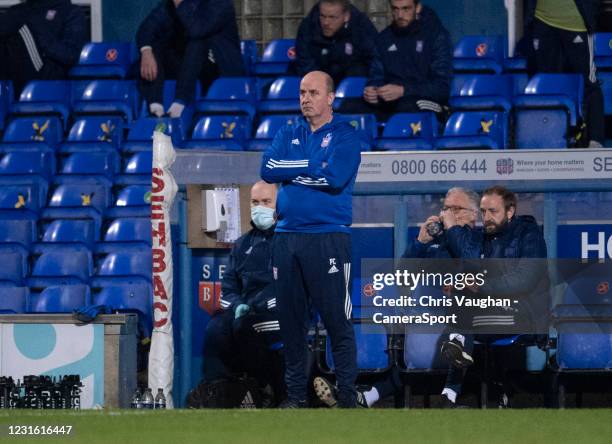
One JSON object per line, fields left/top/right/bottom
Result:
{"left": 1, "top": 409, "right": 611, "bottom": 444}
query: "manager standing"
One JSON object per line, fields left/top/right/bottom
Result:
{"left": 261, "top": 71, "right": 362, "bottom": 408}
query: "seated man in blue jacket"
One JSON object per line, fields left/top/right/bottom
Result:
{"left": 293, "top": 0, "right": 378, "bottom": 86}
{"left": 136, "top": 0, "right": 245, "bottom": 118}
{"left": 202, "top": 181, "right": 285, "bottom": 405}
{"left": 0, "top": 0, "right": 86, "bottom": 95}
{"left": 342, "top": 0, "right": 452, "bottom": 121}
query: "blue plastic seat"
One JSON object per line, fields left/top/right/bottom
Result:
{"left": 503, "top": 40, "right": 528, "bottom": 73}
{"left": 60, "top": 117, "right": 123, "bottom": 153}
{"left": 241, "top": 40, "right": 258, "bottom": 75}
{"left": 72, "top": 80, "right": 140, "bottom": 122}
{"left": 94, "top": 251, "right": 152, "bottom": 283}
{"left": 0, "top": 81, "right": 13, "bottom": 132}
{"left": 377, "top": 112, "right": 437, "bottom": 150}
{"left": 69, "top": 42, "right": 133, "bottom": 79}
{"left": 247, "top": 114, "right": 299, "bottom": 151}
{"left": 10, "top": 80, "right": 72, "bottom": 125}
{"left": 33, "top": 219, "right": 97, "bottom": 254}
{"left": 196, "top": 77, "right": 257, "bottom": 119}
{"left": 0, "top": 286, "right": 28, "bottom": 313}
{"left": 600, "top": 72, "right": 612, "bottom": 116}
{"left": 27, "top": 249, "right": 93, "bottom": 288}
{"left": 0, "top": 249, "right": 27, "bottom": 285}
{"left": 138, "top": 81, "right": 195, "bottom": 141}
{"left": 453, "top": 35, "right": 504, "bottom": 74}
{"left": 185, "top": 115, "right": 251, "bottom": 151}
{"left": 106, "top": 185, "right": 151, "bottom": 218}
{"left": 122, "top": 117, "right": 187, "bottom": 152}
{"left": 115, "top": 152, "right": 152, "bottom": 186}
{"left": 1, "top": 116, "right": 62, "bottom": 152}
{"left": 92, "top": 282, "right": 153, "bottom": 336}
{"left": 0, "top": 219, "right": 36, "bottom": 250}
{"left": 514, "top": 73, "right": 583, "bottom": 148}
{"left": 0, "top": 151, "right": 53, "bottom": 203}
{"left": 594, "top": 33, "right": 612, "bottom": 70}
{"left": 450, "top": 75, "right": 514, "bottom": 112}
{"left": 333, "top": 77, "right": 367, "bottom": 111}
{"left": 434, "top": 111, "right": 507, "bottom": 149}
{"left": 324, "top": 321, "right": 390, "bottom": 373}
{"left": 42, "top": 183, "right": 110, "bottom": 234}
{"left": 340, "top": 114, "right": 377, "bottom": 151}
{"left": 0, "top": 185, "right": 43, "bottom": 220}
{"left": 56, "top": 152, "right": 118, "bottom": 185}
{"left": 254, "top": 39, "right": 296, "bottom": 76}
{"left": 97, "top": 218, "right": 152, "bottom": 254}
{"left": 29, "top": 284, "right": 90, "bottom": 313}
{"left": 257, "top": 76, "right": 301, "bottom": 113}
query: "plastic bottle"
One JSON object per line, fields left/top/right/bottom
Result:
{"left": 130, "top": 389, "right": 142, "bottom": 409}
{"left": 141, "top": 388, "right": 154, "bottom": 409}
{"left": 154, "top": 388, "right": 166, "bottom": 409}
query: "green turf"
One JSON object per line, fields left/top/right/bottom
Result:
{"left": 1, "top": 409, "right": 610, "bottom": 444}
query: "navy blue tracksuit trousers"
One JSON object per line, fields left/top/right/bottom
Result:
{"left": 272, "top": 232, "right": 357, "bottom": 405}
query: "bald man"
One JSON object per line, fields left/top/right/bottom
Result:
{"left": 261, "top": 71, "right": 362, "bottom": 408}
{"left": 201, "top": 181, "right": 285, "bottom": 405}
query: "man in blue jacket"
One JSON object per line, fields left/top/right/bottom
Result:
{"left": 525, "top": 0, "right": 604, "bottom": 147}
{"left": 440, "top": 185, "right": 549, "bottom": 407}
{"left": 341, "top": 0, "right": 452, "bottom": 121}
{"left": 0, "top": 0, "right": 86, "bottom": 95}
{"left": 261, "top": 70, "right": 362, "bottom": 408}
{"left": 136, "top": 0, "right": 244, "bottom": 118}
{"left": 293, "top": 0, "right": 378, "bottom": 86}
{"left": 202, "top": 181, "right": 284, "bottom": 404}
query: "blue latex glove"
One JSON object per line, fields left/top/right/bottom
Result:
{"left": 234, "top": 304, "right": 250, "bottom": 319}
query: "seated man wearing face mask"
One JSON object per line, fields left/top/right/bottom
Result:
{"left": 201, "top": 181, "right": 285, "bottom": 405}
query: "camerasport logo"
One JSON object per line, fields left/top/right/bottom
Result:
{"left": 496, "top": 158, "right": 514, "bottom": 175}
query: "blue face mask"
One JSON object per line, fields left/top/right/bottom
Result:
{"left": 251, "top": 205, "right": 275, "bottom": 230}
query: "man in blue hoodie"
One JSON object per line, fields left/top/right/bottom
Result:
{"left": 0, "top": 0, "right": 86, "bottom": 95}
{"left": 293, "top": 0, "right": 378, "bottom": 86}
{"left": 136, "top": 0, "right": 244, "bottom": 118}
{"left": 261, "top": 70, "right": 362, "bottom": 408}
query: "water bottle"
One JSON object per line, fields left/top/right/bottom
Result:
{"left": 141, "top": 388, "right": 154, "bottom": 409}
{"left": 154, "top": 388, "right": 166, "bottom": 409}
{"left": 130, "top": 389, "right": 142, "bottom": 409}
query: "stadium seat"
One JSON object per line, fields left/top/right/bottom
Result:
{"left": 0, "top": 249, "right": 27, "bottom": 286}
{"left": 333, "top": 77, "right": 367, "bottom": 111}
{"left": 27, "top": 249, "right": 93, "bottom": 288}
{"left": 1, "top": 116, "right": 63, "bottom": 152}
{"left": 0, "top": 219, "right": 36, "bottom": 251}
{"left": 93, "top": 251, "right": 152, "bottom": 284}
{"left": 594, "top": 33, "right": 612, "bottom": 70}
{"left": 97, "top": 218, "right": 152, "bottom": 254}
{"left": 115, "top": 152, "right": 152, "bottom": 185}
{"left": 257, "top": 76, "right": 301, "bottom": 113}
{"left": 10, "top": 80, "right": 72, "bottom": 126}
{"left": 42, "top": 183, "right": 110, "bottom": 235}
{"left": 34, "top": 219, "right": 97, "bottom": 253}
{"left": 29, "top": 284, "right": 90, "bottom": 313}
{"left": 0, "top": 81, "right": 13, "bottom": 132}
{"left": 92, "top": 282, "right": 153, "bottom": 336}
{"left": 449, "top": 75, "right": 514, "bottom": 112}
{"left": 342, "top": 114, "right": 377, "bottom": 151}
{"left": 377, "top": 112, "right": 437, "bottom": 150}
{"left": 0, "top": 151, "right": 54, "bottom": 201}
{"left": 0, "top": 185, "right": 43, "bottom": 220}
{"left": 254, "top": 39, "right": 296, "bottom": 76}
{"left": 503, "top": 40, "right": 528, "bottom": 73}
{"left": 70, "top": 42, "right": 134, "bottom": 79}
{"left": 600, "top": 72, "right": 612, "bottom": 116}
{"left": 196, "top": 77, "right": 257, "bottom": 119}
{"left": 185, "top": 115, "right": 251, "bottom": 151}
{"left": 434, "top": 111, "right": 507, "bottom": 149}
{"left": 241, "top": 40, "right": 258, "bottom": 75}
{"left": 122, "top": 117, "right": 186, "bottom": 153}
{"left": 0, "top": 286, "right": 28, "bottom": 313}
{"left": 106, "top": 185, "right": 151, "bottom": 218}
{"left": 247, "top": 114, "right": 299, "bottom": 151}
{"left": 72, "top": 80, "right": 140, "bottom": 122}
{"left": 60, "top": 117, "right": 124, "bottom": 153}
{"left": 514, "top": 74, "right": 583, "bottom": 148}
{"left": 453, "top": 35, "right": 504, "bottom": 74}
{"left": 56, "top": 152, "right": 118, "bottom": 185}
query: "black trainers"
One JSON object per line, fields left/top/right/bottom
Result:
{"left": 278, "top": 398, "right": 307, "bottom": 409}
{"left": 440, "top": 393, "right": 469, "bottom": 409}
{"left": 441, "top": 338, "right": 474, "bottom": 368}
{"left": 313, "top": 377, "right": 368, "bottom": 408}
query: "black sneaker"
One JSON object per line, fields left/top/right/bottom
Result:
{"left": 313, "top": 377, "right": 368, "bottom": 408}
{"left": 278, "top": 398, "right": 307, "bottom": 409}
{"left": 441, "top": 338, "right": 474, "bottom": 368}
{"left": 440, "top": 393, "right": 469, "bottom": 409}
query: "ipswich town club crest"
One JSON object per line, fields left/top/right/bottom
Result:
{"left": 321, "top": 133, "right": 332, "bottom": 148}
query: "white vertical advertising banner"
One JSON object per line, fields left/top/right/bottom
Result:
{"left": 149, "top": 130, "right": 178, "bottom": 408}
